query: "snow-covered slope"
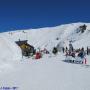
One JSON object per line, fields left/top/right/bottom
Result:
{"left": 1, "top": 22, "right": 90, "bottom": 50}
{"left": 0, "top": 36, "right": 22, "bottom": 61}
{"left": 0, "top": 22, "right": 90, "bottom": 90}
{"left": 0, "top": 36, "right": 22, "bottom": 73}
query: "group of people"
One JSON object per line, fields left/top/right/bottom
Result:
{"left": 52, "top": 41, "right": 88, "bottom": 61}
{"left": 65, "top": 47, "right": 86, "bottom": 59}
{"left": 28, "top": 41, "right": 89, "bottom": 61}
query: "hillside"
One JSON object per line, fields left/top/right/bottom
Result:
{"left": 0, "top": 22, "right": 90, "bottom": 90}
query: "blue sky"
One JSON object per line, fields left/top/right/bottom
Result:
{"left": 0, "top": 0, "right": 90, "bottom": 32}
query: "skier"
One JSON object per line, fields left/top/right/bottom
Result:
{"left": 52, "top": 47, "right": 58, "bottom": 55}
{"left": 69, "top": 43, "right": 73, "bottom": 52}
{"left": 71, "top": 52, "right": 75, "bottom": 58}
{"left": 78, "top": 48, "right": 86, "bottom": 62}
{"left": 65, "top": 47, "right": 68, "bottom": 52}
{"left": 87, "top": 46, "right": 89, "bottom": 55}
{"left": 35, "top": 52, "right": 42, "bottom": 59}
{"left": 62, "top": 47, "right": 65, "bottom": 53}
{"left": 78, "top": 51, "right": 84, "bottom": 59}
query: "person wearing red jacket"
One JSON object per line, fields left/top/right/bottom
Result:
{"left": 35, "top": 52, "right": 42, "bottom": 59}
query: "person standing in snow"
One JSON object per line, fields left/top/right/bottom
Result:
{"left": 69, "top": 42, "right": 73, "bottom": 52}
{"left": 65, "top": 47, "right": 68, "bottom": 52}
{"left": 78, "top": 48, "right": 86, "bottom": 59}
{"left": 87, "top": 46, "right": 89, "bottom": 55}
{"left": 62, "top": 47, "right": 65, "bottom": 53}
{"left": 52, "top": 47, "right": 58, "bottom": 55}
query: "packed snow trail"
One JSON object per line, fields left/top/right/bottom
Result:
{"left": 0, "top": 53, "right": 90, "bottom": 90}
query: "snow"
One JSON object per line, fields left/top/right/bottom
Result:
{"left": 0, "top": 22, "right": 90, "bottom": 90}
{"left": 0, "top": 36, "right": 22, "bottom": 61}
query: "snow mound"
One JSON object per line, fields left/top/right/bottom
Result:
{"left": 0, "top": 36, "right": 22, "bottom": 63}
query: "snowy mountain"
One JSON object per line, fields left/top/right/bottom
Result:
{"left": 0, "top": 22, "right": 90, "bottom": 90}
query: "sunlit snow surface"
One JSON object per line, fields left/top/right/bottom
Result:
{"left": 0, "top": 22, "right": 90, "bottom": 90}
